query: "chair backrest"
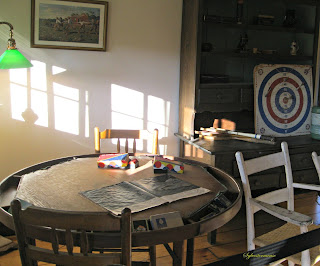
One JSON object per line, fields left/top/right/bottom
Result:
{"left": 94, "top": 127, "right": 159, "bottom": 154}
{"left": 312, "top": 151, "right": 320, "bottom": 180}
{"left": 11, "top": 199, "right": 132, "bottom": 266}
{"left": 235, "top": 141, "right": 294, "bottom": 249}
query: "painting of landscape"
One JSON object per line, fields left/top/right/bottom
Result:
{"left": 32, "top": 0, "right": 108, "bottom": 51}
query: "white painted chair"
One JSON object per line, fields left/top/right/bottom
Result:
{"left": 236, "top": 142, "right": 320, "bottom": 266}
{"left": 311, "top": 151, "right": 320, "bottom": 179}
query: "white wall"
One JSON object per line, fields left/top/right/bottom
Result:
{"left": 0, "top": 0, "right": 182, "bottom": 180}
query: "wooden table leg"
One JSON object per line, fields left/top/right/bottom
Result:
{"left": 149, "top": 245, "right": 157, "bottom": 266}
{"left": 207, "top": 230, "right": 217, "bottom": 245}
{"left": 186, "top": 238, "right": 194, "bottom": 266}
{"left": 173, "top": 240, "right": 184, "bottom": 266}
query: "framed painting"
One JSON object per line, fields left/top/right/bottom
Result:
{"left": 31, "top": 0, "right": 108, "bottom": 51}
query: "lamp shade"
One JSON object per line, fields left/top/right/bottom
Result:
{"left": 0, "top": 49, "right": 33, "bottom": 69}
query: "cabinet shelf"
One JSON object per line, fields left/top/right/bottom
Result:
{"left": 283, "top": 0, "right": 319, "bottom": 6}
{"left": 202, "top": 51, "right": 313, "bottom": 61}
{"left": 200, "top": 82, "right": 253, "bottom": 88}
{"left": 246, "top": 24, "right": 314, "bottom": 34}
{"left": 203, "top": 20, "right": 314, "bottom": 34}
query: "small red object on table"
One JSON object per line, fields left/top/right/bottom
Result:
{"left": 153, "top": 156, "right": 184, "bottom": 173}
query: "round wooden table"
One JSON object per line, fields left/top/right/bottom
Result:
{"left": 0, "top": 154, "right": 242, "bottom": 266}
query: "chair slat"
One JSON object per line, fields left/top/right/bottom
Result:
{"left": 80, "top": 229, "right": 89, "bottom": 256}
{"left": 125, "top": 138, "right": 129, "bottom": 153}
{"left": 133, "top": 139, "right": 137, "bottom": 153}
{"left": 117, "top": 138, "right": 120, "bottom": 153}
{"left": 244, "top": 151, "right": 284, "bottom": 176}
{"left": 254, "top": 188, "right": 289, "bottom": 213}
{"left": 65, "top": 229, "right": 73, "bottom": 255}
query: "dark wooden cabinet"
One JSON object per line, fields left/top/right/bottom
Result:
{"left": 180, "top": 135, "right": 320, "bottom": 192}
{"left": 179, "top": 0, "right": 320, "bottom": 136}
{"left": 178, "top": 0, "right": 320, "bottom": 192}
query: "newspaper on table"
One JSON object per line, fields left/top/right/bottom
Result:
{"left": 80, "top": 174, "right": 211, "bottom": 215}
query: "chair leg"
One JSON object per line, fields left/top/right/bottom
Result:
{"left": 288, "top": 261, "right": 295, "bottom": 266}
{"left": 149, "top": 245, "right": 156, "bottom": 266}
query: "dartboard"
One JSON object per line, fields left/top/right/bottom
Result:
{"left": 254, "top": 64, "right": 313, "bottom": 137}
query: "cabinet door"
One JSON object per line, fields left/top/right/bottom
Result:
{"left": 197, "top": 83, "right": 253, "bottom": 112}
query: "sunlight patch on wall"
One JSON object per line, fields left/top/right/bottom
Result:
{"left": 9, "top": 68, "right": 27, "bottom": 86}
{"left": 52, "top": 66, "right": 66, "bottom": 75}
{"left": 10, "top": 83, "right": 27, "bottom": 121}
{"left": 111, "top": 84, "right": 144, "bottom": 120}
{"left": 30, "top": 60, "right": 48, "bottom": 127}
{"left": 110, "top": 84, "right": 170, "bottom": 154}
{"left": 85, "top": 91, "right": 89, "bottom": 138}
{"left": 111, "top": 84, "right": 144, "bottom": 150}
{"left": 9, "top": 62, "right": 88, "bottom": 137}
{"left": 54, "top": 83, "right": 79, "bottom": 101}
{"left": 147, "top": 95, "right": 170, "bottom": 154}
{"left": 53, "top": 82, "right": 79, "bottom": 135}
{"left": 10, "top": 68, "right": 28, "bottom": 121}
{"left": 31, "top": 61, "right": 47, "bottom": 91}
{"left": 31, "top": 90, "right": 48, "bottom": 127}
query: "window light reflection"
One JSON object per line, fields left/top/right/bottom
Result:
{"left": 85, "top": 91, "right": 89, "bottom": 138}
{"left": 52, "top": 66, "right": 66, "bottom": 75}
{"left": 147, "top": 95, "right": 170, "bottom": 154}
{"left": 111, "top": 84, "right": 144, "bottom": 119}
{"left": 31, "top": 60, "right": 47, "bottom": 91}
{"left": 148, "top": 95, "right": 166, "bottom": 125}
{"left": 53, "top": 83, "right": 79, "bottom": 101}
{"left": 8, "top": 61, "right": 88, "bottom": 137}
{"left": 54, "top": 96, "right": 79, "bottom": 135}
{"left": 10, "top": 83, "right": 27, "bottom": 121}
{"left": 9, "top": 68, "right": 27, "bottom": 86}
{"left": 53, "top": 82, "right": 79, "bottom": 135}
{"left": 31, "top": 89, "right": 48, "bottom": 127}
{"left": 111, "top": 84, "right": 144, "bottom": 150}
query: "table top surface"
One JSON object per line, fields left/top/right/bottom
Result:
{"left": 0, "top": 154, "right": 242, "bottom": 246}
{"left": 15, "top": 155, "right": 230, "bottom": 220}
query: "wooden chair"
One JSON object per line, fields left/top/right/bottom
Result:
{"left": 94, "top": 127, "right": 159, "bottom": 154}
{"left": 11, "top": 199, "right": 132, "bottom": 266}
{"left": 235, "top": 142, "right": 320, "bottom": 266}
{"left": 311, "top": 151, "right": 320, "bottom": 179}
{"left": 94, "top": 127, "right": 158, "bottom": 265}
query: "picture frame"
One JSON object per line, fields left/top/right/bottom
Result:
{"left": 132, "top": 220, "right": 149, "bottom": 232}
{"left": 31, "top": 0, "right": 108, "bottom": 51}
{"left": 150, "top": 211, "right": 184, "bottom": 230}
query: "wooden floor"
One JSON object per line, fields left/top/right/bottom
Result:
{"left": 1, "top": 191, "right": 320, "bottom": 265}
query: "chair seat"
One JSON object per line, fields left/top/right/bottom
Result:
{"left": 254, "top": 223, "right": 320, "bottom": 265}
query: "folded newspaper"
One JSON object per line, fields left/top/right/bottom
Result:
{"left": 80, "top": 174, "right": 211, "bottom": 215}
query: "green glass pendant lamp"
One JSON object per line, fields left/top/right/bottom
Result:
{"left": 0, "top": 21, "right": 33, "bottom": 69}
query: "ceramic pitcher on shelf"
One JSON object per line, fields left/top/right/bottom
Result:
{"left": 290, "top": 41, "right": 299, "bottom": 55}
